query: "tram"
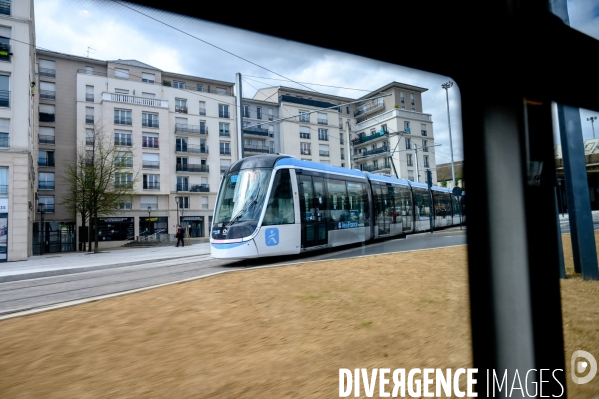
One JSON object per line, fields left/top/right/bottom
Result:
{"left": 210, "top": 154, "right": 464, "bottom": 259}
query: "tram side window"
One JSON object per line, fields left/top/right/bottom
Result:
{"left": 452, "top": 195, "right": 461, "bottom": 216}
{"left": 346, "top": 181, "right": 367, "bottom": 225}
{"left": 263, "top": 169, "right": 294, "bottom": 225}
{"left": 327, "top": 179, "right": 348, "bottom": 222}
{"left": 395, "top": 186, "right": 412, "bottom": 216}
{"left": 434, "top": 192, "right": 451, "bottom": 218}
{"left": 413, "top": 189, "right": 430, "bottom": 219}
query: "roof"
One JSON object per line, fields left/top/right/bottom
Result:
{"left": 275, "top": 158, "right": 366, "bottom": 178}
{"left": 357, "top": 81, "right": 429, "bottom": 100}
{"left": 436, "top": 161, "right": 464, "bottom": 182}
{"left": 107, "top": 59, "right": 162, "bottom": 71}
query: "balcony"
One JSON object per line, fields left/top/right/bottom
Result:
{"left": 219, "top": 130, "right": 231, "bottom": 137}
{"left": 244, "top": 145, "right": 271, "bottom": 154}
{"left": 422, "top": 130, "right": 428, "bottom": 136}
{"left": 176, "top": 184, "right": 189, "bottom": 192}
{"left": 40, "top": 90, "right": 55, "bottom": 100}
{"left": 243, "top": 126, "right": 269, "bottom": 137}
{"left": 357, "top": 146, "right": 390, "bottom": 159}
{"left": 300, "top": 132, "right": 310, "bottom": 139}
{"left": 220, "top": 148, "right": 232, "bottom": 155}
{"left": 319, "top": 150, "right": 330, "bottom": 157}
{"left": 354, "top": 100, "right": 384, "bottom": 117}
{"left": 190, "top": 184, "right": 210, "bottom": 192}
{"left": 39, "top": 158, "right": 55, "bottom": 167}
{"left": 102, "top": 92, "right": 168, "bottom": 108}
{"left": 86, "top": 94, "right": 94, "bottom": 102}
{"left": 423, "top": 146, "right": 429, "bottom": 152}
{"left": 176, "top": 144, "right": 208, "bottom": 154}
{"left": 279, "top": 95, "right": 338, "bottom": 110}
{"left": 142, "top": 139, "right": 159, "bottom": 149}
{"left": 317, "top": 118, "right": 328, "bottom": 125}
{"left": 300, "top": 149, "right": 311, "bottom": 156}
{"left": 39, "top": 135, "right": 55, "bottom": 145}
{"left": 40, "top": 68, "right": 56, "bottom": 78}
{"left": 39, "top": 205, "right": 55, "bottom": 213}
{"left": 219, "top": 111, "right": 230, "bottom": 118}
{"left": 85, "top": 116, "right": 94, "bottom": 124}
{"left": 115, "top": 159, "right": 133, "bottom": 168}
{"left": 39, "top": 182, "right": 55, "bottom": 190}
{"left": 142, "top": 119, "right": 159, "bottom": 128}
{"left": 0, "top": 90, "right": 8, "bottom": 108}
{"left": 140, "top": 203, "right": 158, "bottom": 210}
{"left": 175, "top": 105, "right": 188, "bottom": 114}
{"left": 0, "top": 185, "right": 6, "bottom": 195}
{"left": 0, "top": 43, "right": 10, "bottom": 62}
{"left": 0, "top": 133, "right": 7, "bottom": 147}
{"left": 142, "top": 161, "right": 160, "bottom": 169}
{"left": 318, "top": 135, "right": 328, "bottom": 141}
{"left": 114, "top": 116, "right": 132, "bottom": 125}
{"left": 177, "top": 164, "right": 209, "bottom": 173}
{"left": 220, "top": 167, "right": 228, "bottom": 174}
{"left": 0, "top": 0, "right": 10, "bottom": 15}
{"left": 114, "top": 138, "right": 132, "bottom": 146}
{"left": 175, "top": 123, "right": 208, "bottom": 135}
{"left": 352, "top": 130, "right": 389, "bottom": 146}
{"left": 339, "top": 124, "right": 343, "bottom": 129}
{"left": 361, "top": 164, "right": 391, "bottom": 173}
{"left": 268, "top": 115, "right": 273, "bottom": 121}
{"left": 355, "top": 109, "right": 433, "bottom": 132}
{"left": 299, "top": 115, "right": 310, "bottom": 123}
{"left": 77, "top": 69, "right": 108, "bottom": 77}
{"left": 114, "top": 182, "right": 133, "bottom": 189}
{"left": 143, "top": 182, "right": 160, "bottom": 190}
{"left": 39, "top": 112, "right": 55, "bottom": 122}
{"left": 199, "top": 108, "right": 206, "bottom": 116}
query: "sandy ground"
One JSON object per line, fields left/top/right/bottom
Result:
{"left": 0, "top": 236, "right": 597, "bottom": 398}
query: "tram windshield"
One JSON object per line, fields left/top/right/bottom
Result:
{"left": 214, "top": 169, "right": 272, "bottom": 226}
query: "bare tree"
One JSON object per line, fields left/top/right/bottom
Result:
{"left": 60, "top": 123, "right": 139, "bottom": 253}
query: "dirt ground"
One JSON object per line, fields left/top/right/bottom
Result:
{"left": 0, "top": 236, "right": 597, "bottom": 398}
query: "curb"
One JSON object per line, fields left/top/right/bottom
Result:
{"left": 0, "top": 252, "right": 211, "bottom": 283}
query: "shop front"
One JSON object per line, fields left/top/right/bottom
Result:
{"left": 139, "top": 216, "right": 168, "bottom": 236}
{"left": 180, "top": 216, "right": 205, "bottom": 238}
{"left": 33, "top": 222, "right": 76, "bottom": 255}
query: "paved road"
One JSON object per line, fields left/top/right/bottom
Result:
{"left": 0, "top": 231, "right": 466, "bottom": 317}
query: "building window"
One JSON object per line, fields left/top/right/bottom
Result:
{"left": 0, "top": 27, "right": 11, "bottom": 63}
{"left": 115, "top": 68, "right": 129, "bottom": 79}
{"left": 142, "top": 112, "right": 159, "bottom": 128}
{"left": 346, "top": 106, "right": 350, "bottom": 114}
{"left": 142, "top": 92, "right": 156, "bottom": 99}
{"left": 407, "top": 154, "right": 413, "bottom": 167}
{"left": 115, "top": 89, "right": 129, "bottom": 94}
{"left": 173, "top": 81, "right": 185, "bottom": 89}
{"left": 40, "top": 81, "right": 55, "bottom": 100}
{"left": 0, "top": 118, "right": 8, "bottom": 148}
{"left": 115, "top": 151, "right": 133, "bottom": 168}
{"left": 219, "top": 123, "right": 230, "bottom": 137}
{"left": 268, "top": 108, "right": 273, "bottom": 121}
{"left": 202, "top": 196, "right": 209, "bottom": 209}
{"left": 39, "top": 104, "right": 55, "bottom": 121}
{"left": 256, "top": 107, "right": 262, "bottom": 120}
{"left": 300, "top": 142, "right": 311, "bottom": 156}
{"left": 405, "top": 138, "right": 411, "bottom": 150}
{"left": 143, "top": 174, "right": 160, "bottom": 190}
{"left": 381, "top": 124, "right": 388, "bottom": 133}
{"left": 300, "top": 126, "right": 310, "bottom": 139}
{"left": 39, "top": 59, "right": 56, "bottom": 78}
{"left": 114, "top": 173, "right": 133, "bottom": 189}
{"left": 143, "top": 133, "right": 159, "bottom": 149}
{"left": 220, "top": 141, "right": 231, "bottom": 155}
{"left": 116, "top": 197, "right": 133, "bottom": 210}
{"left": 423, "top": 140, "right": 428, "bottom": 152}
{"left": 243, "top": 105, "right": 250, "bottom": 118}
{"left": 319, "top": 144, "right": 329, "bottom": 157}
{"left": 400, "top": 91, "right": 405, "bottom": 103}
{"left": 404, "top": 121, "right": 411, "bottom": 133}
{"left": 216, "top": 87, "right": 227, "bottom": 95}
{"left": 424, "top": 155, "right": 430, "bottom": 168}
{"left": 177, "top": 176, "right": 189, "bottom": 191}
{"left": 177, "top": 196, "right": 190, "bottom": 209}
{"left": 85, "top": 85, "right": 94, "bottom": 102}
{"left": 85, "top": 66, "right": 94, "bottom": 75}
{"left": 39, "top": 126, "right": 55, "bottom": 145}
{"left": 39, "top": 172, "right": 55, "bottom": 190}
{"left": 175, "top": 98, "right": 188, "bottom": 113}
{"left": 197, "top": 84, "right": 203, "bottom": 92}
{"left": 142, "top": 153, "right": 159, "bottom": 169}
{"left": 220, "top": 159, "right": 230, "bottom": 174}
{"left": 86, "top": 107, "right": 94, "bottom": 124}
{"left": 142, "top": 73, "right": 155, "bottom": 84}
{"left": 114, "top": 130, "right": 132, "bottom": 146}
{"left": 38, "top": 196, "right": 55, "bottom": 213}
{"left": 38, "top": 150, "right": 55, "bottom": 167}
{"left": 299, "top": 111, "right": 310, "bottom": 123}
{"left": 0, "top": 166, "right": 6, "bottom": 195}
{"left": 410, "top": 93, "right": 415, "bottom": 105}
{"left": 318, "top": 128, "right": 328, "bottom": 141}
{"left": 317, "top": 112, "right": 327, "bottom": 125}
{"left": 219, "top": 104, "right": 229, "bottom": 118}
{"left": 408, "top": 170, "right": 414, "bottom": 181}
{"left": 114, "top": 109, "right": 132, "bottom": 125}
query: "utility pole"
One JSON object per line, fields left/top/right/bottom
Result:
{"left": 345, "top": 121, "right": 351, "bottom": 169}
{"left": 427, "top": 169, "right": 434, "bottom": 233}
{"left": 235, "top": 73, "right": 244, "bottom": 160}
{"left": 588, "top": 116, "right": 597, "bottom": 139}
{"left": 442, "top": 81, "right": 456, "bottom": 187}
{"left": 413, "top": 143, "right": 420, "bottom": 183}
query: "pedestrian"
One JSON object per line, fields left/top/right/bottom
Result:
{"left": 175, "top": 225, "right": 184, "bottom": 247}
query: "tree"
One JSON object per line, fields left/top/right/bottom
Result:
{"left": 60, "top": 123, "right": 139, "bottom": 253}
{"left": 440, "top": 179, "right": 448, "bottom": 188}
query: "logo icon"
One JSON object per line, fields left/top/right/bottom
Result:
{"left": 571, "top": 350, "right": 597, "bottom": 384}
{"left": 265, "top": 228, "right": 279, "bottom": 246}
{"left": 222, "top": 229, "right": 228, "bottom": 235}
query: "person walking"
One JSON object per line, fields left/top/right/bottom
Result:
{"left": 175, "top": 225, "right": 184, "bottom": 247}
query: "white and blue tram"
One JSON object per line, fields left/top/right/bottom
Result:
{"left": 210, "top": 154, "right": 465, "bottom": 259}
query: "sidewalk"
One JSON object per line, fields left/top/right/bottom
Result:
{"left": 0, "top": 242, "right": 212, "bottom": 283}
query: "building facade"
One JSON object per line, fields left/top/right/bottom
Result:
{"left": 35, "top": 50, "right": 237, "bottom": 252}
{"left": 0, "top": 0, "right": 37, "bottom": 262}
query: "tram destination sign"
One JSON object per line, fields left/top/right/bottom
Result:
{"left": 338, "top": 221, "right": 358, "bottom": 229}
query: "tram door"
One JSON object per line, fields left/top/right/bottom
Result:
{"left": 374, "top": 185, "right": 390, "bottom": 235}
{"left": 298, "top": 175, "right": 328, "bottom": 248}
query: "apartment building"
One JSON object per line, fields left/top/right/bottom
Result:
{"left": 252, "top": 82, "right": 436, "bottom": 183}
{"left": 240, "top": 98, "right": 279, "bottom": 156}
{"left": 0, "top": 0, "right": 37, "bottom": 262}
{"left": 253, "top": 86, "right": 353, "bottom": 166}
{"left": 35, "top": 49, "right": 236, "bottom": 252}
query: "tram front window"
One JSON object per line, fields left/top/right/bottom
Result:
{"left": 213, "top": 169, "right": 272, "bottom": 239}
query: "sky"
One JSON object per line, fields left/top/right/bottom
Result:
{"left": 34, "top": 0, "right": 599, "bottom": 163}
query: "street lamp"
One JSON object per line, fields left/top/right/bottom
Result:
{"left": 442, "top": 81, "right": 456, "bottom": 188}
{"left": 588, "top": 116, "right": 597, "bottom": 139}
{"left": 37, "top": 203, "right": 45, "bottom": 255}
{"left": 175, "top": 196, "right": 181, "bottom": 229}
{"left": 147, "top": 206, "right": 152, "bottom": 237}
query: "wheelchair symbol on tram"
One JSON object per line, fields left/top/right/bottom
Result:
{"left": 265, "top": 228, "right": 279, "bottom": 246}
